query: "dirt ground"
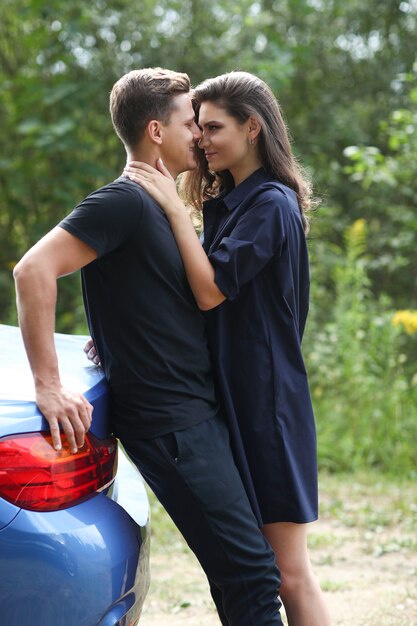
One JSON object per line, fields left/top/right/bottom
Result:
{"left": 139, "top": 476, "right": 417, "bottom": 626}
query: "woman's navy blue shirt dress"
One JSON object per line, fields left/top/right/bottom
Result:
{"left": 202, "top": 168, "right": 318, "bottom": 525}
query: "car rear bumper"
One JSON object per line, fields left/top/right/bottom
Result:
{"left": 0, "top": 449, "right": 150, "bottom": 626}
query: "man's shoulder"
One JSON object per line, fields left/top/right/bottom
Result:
{"left": 60, "top": 178, "right": 150, "bottom": 256}
{"left": 72, "top": 177, "right": 154, "bottom": 220}
{"left": 86, "top": 176, "right": 146, "bottom": 202}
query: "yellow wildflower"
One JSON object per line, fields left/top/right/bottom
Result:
{"left": 392, "top": 310, "right": 417, "bottom": 335}
{"left": 350, "top": 218, "right": 366, "bottom": 238}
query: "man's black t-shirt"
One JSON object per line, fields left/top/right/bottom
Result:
{"left": 59, "top": 177, "right": 218, "bottom": 440}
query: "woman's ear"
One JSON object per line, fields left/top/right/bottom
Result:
{"left": 147, "top": 120, "right": 163, "bottom": 144}
{"left": 248, "top": 116, "right": 262, "bottom": 142}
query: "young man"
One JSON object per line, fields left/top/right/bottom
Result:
{"left": 13, "top": 68, "right": 284, "bottom": 626}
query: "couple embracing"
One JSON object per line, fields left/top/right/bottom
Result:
{"left": 14, "top": 67, "right": 331, "bottom": 626}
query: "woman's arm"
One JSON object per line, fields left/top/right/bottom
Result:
{"left": 124, "top": 160, "right": 225, "bottom": 310}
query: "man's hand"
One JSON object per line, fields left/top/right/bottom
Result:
{"left": 36, "top": 385, "right": 93, "bottom": 454}
{"left": 83, "top": 337, "right": 101, "bottom": 366}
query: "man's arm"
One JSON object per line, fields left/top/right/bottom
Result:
{"left": 13, "top": 226, "right": 98, "bottom": 453}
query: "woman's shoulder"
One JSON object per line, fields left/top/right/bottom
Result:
{"left": 248, "top": 180, "right": 298, "bottom": 214}
{"left": 255, "top": 179, "right": 295, "bottom": 199}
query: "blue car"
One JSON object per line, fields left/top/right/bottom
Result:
{"left": 0, "top": 324, "right": 151, "bottom": 626}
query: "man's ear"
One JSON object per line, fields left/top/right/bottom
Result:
{"left": 147, "top": 120, "right": 163, "bottom": 144}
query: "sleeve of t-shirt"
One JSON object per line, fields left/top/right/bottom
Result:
{"left": 58, "top": 180, "right": 143, "bottom": 257}
{"left": 208, "top": 187, "right": 288, "bottom": 300}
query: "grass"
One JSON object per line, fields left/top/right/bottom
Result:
{"left": 140, "top": 472, "right": 417, "bottom": 625}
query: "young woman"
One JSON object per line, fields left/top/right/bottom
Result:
{"left": 122, "top": 71, "right": 332, "bottom": 626}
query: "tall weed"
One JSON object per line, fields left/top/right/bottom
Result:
{"left": 305, "top": 220, "right": 417, "bottom": 476}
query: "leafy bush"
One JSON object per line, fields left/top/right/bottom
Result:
{"left": 305, "top": 219, "right": 417, "bottom": 476}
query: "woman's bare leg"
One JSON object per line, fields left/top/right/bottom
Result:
{"left": 262, "top": 522, "right": 332, "bottom": 626}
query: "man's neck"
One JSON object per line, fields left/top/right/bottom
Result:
{"left": 125, "top": 147, "right": 177, "bottom": 179}
{"left": 126, "top": 147, "right": 158, "bottom": 168}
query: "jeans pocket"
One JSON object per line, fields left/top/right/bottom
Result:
{"left": 157, "top": 432, "right": 180, "bottom": 464}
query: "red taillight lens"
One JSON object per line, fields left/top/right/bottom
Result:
{"left": 0, "top": 432, "right": 117, "bottom": 511}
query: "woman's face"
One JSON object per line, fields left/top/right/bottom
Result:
{"left": 197, "top": 101, "right": 261, "bottom": 185}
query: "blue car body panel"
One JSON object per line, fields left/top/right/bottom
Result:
{"left": 0, "top": 325, "right": 150, "bottom": 626}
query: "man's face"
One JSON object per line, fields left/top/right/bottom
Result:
{"left": 159, "top": 93, "right": 202, "bottom": 178}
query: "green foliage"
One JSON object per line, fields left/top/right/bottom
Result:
{"left": 306, "top": 220, "right": 417, "bottom": 476}
{"left": 342, "top": 68, "right": 417, "bottom": 306}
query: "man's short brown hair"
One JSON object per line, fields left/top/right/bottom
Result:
{"left": 110, "top": 67, "right": 191, "bottom": 149}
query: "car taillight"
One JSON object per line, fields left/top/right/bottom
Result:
{"left": 0, "top": 432, "right": 117, "bottom": 511}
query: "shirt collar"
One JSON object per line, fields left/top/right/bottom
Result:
{"left": 222, "top": 168, "right": 272, "bottom": 212}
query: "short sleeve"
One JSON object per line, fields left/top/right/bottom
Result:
{"left": 59, "top": 181, "right": 143, "bottom": 257}
{"left": 208, "top": 188, "right": 288, "bottom": 299}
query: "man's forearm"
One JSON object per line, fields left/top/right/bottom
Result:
{"left": 14, "top": 259, "right": 61, "bottom": 389}
{"left": 14, "top": 227, "right": 97, "bottom": 378}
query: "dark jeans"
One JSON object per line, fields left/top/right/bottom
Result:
{"left": 123, "top": 413, "right": 283, "bottom": 626}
